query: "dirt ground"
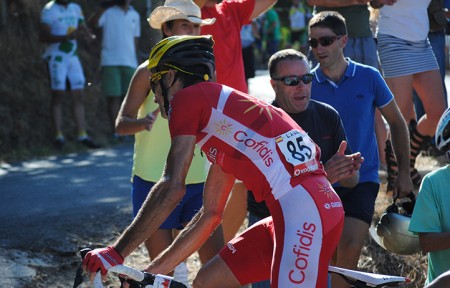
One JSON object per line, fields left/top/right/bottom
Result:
{"left": 7, "top": 154, "right": 446, "bottom": 288}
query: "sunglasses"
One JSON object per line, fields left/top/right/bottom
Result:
{"left": 272, "top": 73, "right": 313, "bottom": 86}
{"left": 150, "top": 70, "right": 169, "bottom": 93}
{"left": 308, "top": 35, "right": 342, "bottom": 48}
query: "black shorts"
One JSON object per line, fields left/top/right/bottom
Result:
{"left": 335, "top": 182, "right": 379, "bottom": 225}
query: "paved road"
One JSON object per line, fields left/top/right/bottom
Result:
{"left": 0, "top": 145, "right": 134, "bottom": 251}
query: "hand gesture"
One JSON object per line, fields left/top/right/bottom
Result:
{"left": 324, "top": 141, "right": 364, "bottom": 185}
{"left": 82, "top": 246, "right": 124, "bottom": 282}
{"left": 144, "top": 108, "right": 160, "bottom": 131}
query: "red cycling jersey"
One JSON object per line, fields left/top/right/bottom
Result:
{"left": 168, "top": 82, "right": 344, "bottom": 287}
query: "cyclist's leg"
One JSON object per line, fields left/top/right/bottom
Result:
{"left": 194, "top": 254, "right": 242, "bottom": 288}
{"left": 196, "top": 217, "right": 273, "bottom": 287}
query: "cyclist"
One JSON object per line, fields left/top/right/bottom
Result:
{"left": 82, "top": 35, "right": 344, "bottom": 288}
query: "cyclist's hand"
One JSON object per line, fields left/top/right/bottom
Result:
{"left": 82, "top": 246, "right": 124, "bottom": 282}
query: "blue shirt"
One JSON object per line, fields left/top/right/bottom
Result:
{"left": 311, "top": 58, "right": 393, "bottom": 184}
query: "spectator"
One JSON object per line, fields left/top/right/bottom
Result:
{"left": 196, "top": 0, "right": 278, "bottom": 242}
{"left": 88, "top": 0, "right": 140, "bottom": 139}
{"left": 83, "top": 34, "right": 345, "bottom": 288}
{"left": 289, "top": 0, "right": 310, "bottom": 53}
{"left": 409, "top": 107, "right": 450, "bottom": 286}
{"left": 114, "top": 0, "right": 221, "bottom": 283}
{"left": 308, "top": 11, "right": 413, "bottom": 288}
{"left": 241, "top": 21, "right": 259, "bottom": 85}
{"left": 247, "top": 48, "right": 364, "bottom": 288}
{"left": 39, "top": 0, "right": 100, "bottom": 149}
{"left": 262, "top": 7, "right": 281, "bottom": 65}
{"left": 307, "top": 0, "right": 389, "bottom": 174}
{"left": 373, "top": 0, "right": 447, "bottom": 190}
{"left": 413, "top": 0, "right": 449, "bottom": 156}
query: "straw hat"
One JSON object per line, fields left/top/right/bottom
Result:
{"left": 148, "top": 0, "right": 216, "bottom": 29}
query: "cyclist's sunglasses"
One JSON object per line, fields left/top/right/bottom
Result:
{"left": 308, "top": 35, "right": 342, "bottom": 48}
{"left": 150, "top": 70, "right": 169, "bottom": 93}
{"left": 272, "top": 73, "right": 313, "bottom": 86}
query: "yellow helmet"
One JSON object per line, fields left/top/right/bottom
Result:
{"left": 148, "top": 35, "right": 215, "bottom": 81}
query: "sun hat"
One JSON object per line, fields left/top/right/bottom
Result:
{"left": 148, "top": 0, "right": 216, "bottom": 29}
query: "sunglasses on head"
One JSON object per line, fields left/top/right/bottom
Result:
{"left": 272, "top": 73, "right": 313, "bottom": 86}
{"left": 308, "top": 35, "right": 342, "bottom": 48}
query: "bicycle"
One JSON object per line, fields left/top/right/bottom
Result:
{"left": 74, "top": 248, "right": 409, "bottom": 288}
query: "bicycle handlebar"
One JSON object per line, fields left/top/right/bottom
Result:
{"left": 74, "top": 248, "right": 187, "bottom": 288}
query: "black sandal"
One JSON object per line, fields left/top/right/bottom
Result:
{"left": 409, "top": 123, "right": 430, "bottom": 189}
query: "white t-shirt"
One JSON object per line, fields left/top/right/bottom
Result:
{"left": 41, "top": 1, "right": 84, "bottom": 58}
{"left": 98, "top": 5, "right": 140, "bottom": 68}
{"left": 378, "top": 0, "right": 431, "bottom": 42}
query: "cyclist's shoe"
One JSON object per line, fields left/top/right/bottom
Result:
{"left": 78, "top": 137, "right": 101, "bottom": 149}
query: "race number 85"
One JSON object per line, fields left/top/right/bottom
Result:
{"left": 276, "top": 130, "right": 317, "bottom": 167}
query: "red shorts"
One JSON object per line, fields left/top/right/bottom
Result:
{"left": 219, "top": 175, "right": 344, "bottom": 288}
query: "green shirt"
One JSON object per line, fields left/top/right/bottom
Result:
{"left": 409, "top": 165, "right": 450, "bottom": 284}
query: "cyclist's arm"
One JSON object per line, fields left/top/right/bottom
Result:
{"left": 114, "top": 135, "right": 197, "bottom": 258}
{"left": 115, "top": 62, "right": 157, "bottom": 135}
{"left": 146, "top": 163, "right": 235, "bottom": 274}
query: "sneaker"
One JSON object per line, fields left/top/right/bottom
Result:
{"left": 78, "top": 137, "right": 101, "bottom": 149}
{"left": 54, "top": 137, "right": 65, "bottom": 149}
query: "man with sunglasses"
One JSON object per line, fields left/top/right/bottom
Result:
{"left": 247, "top": 48, "right": 364, "bottom": 288}
{"left": 308, "top": 11, "right": 413, "bottom": 288}
{"left": 308, "top": 0, "right": 390, "bottom": 191}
